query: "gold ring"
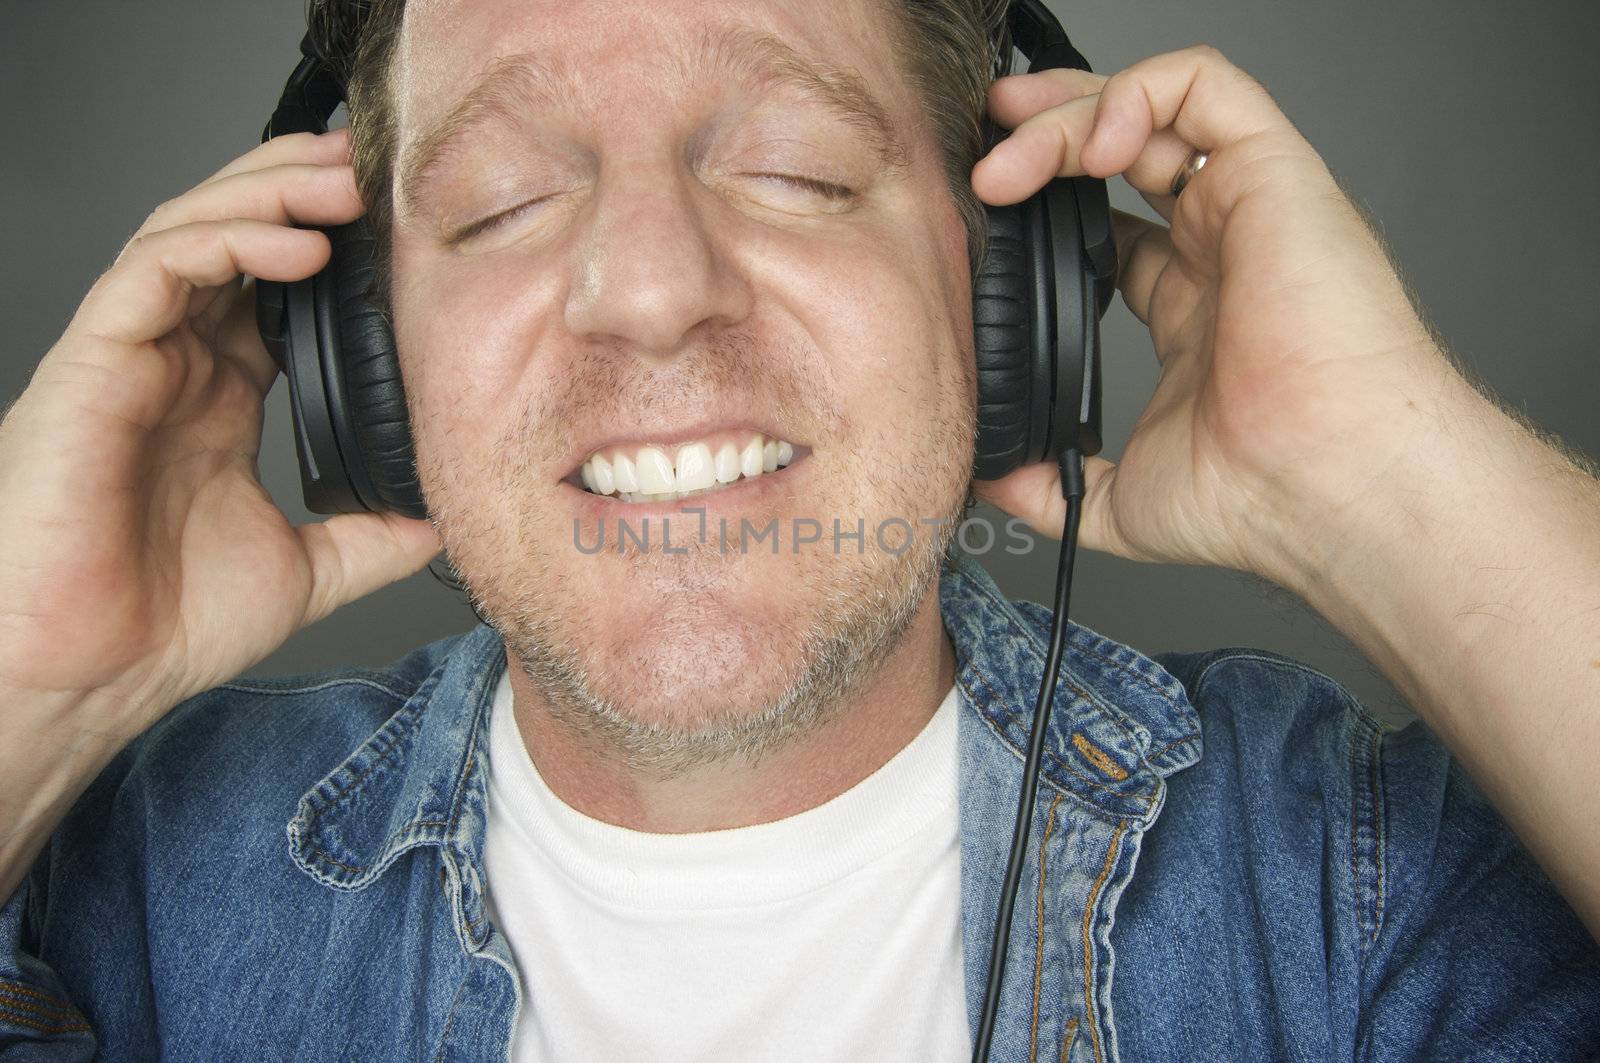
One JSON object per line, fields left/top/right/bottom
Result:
{"left": 1170, "top": 149, "right": 1210, "bottom": 197}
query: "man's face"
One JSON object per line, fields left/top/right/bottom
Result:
{"left": 387, "top": 0, "right": 976, "bottom": 765}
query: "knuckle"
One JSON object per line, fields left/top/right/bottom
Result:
{"left": 121, "top": 232, "right": 152, "bottom": 261}
{"left": 144, "top": 198, "right": 181, "bottom": 231}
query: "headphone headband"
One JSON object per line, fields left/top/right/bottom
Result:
{"left": 263, "top": 43, "right": 342, "bottom": 142}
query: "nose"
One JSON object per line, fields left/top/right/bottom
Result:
{"left": 563, "top": 164, "right": 752, "bottom": 360}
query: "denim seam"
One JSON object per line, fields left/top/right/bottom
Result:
{"left": 1081, "top": 820, "right": 1127, "bottom": 1063}
{"left": 965, "top": 642, "right": 1142, "bottom": 757}
{"left": 1192, "top": 650, "right": 1388, "bottom": 963}
{"left": 1059, "top": 1017, "right": 1079, "bottom": 1063}
{"left": 443, "top": 655, "right": 500, "bottom": 949}
{"left": 1372, "top": 733, "right": 1387, "bottom": 935}
{"left": 1147, "top": 734, "right": 1200, "bottom": 759}
{"left": 218, "top": 676, "right": 411, "bottom": 700}
{"left": 0, "top": 983, "right": 89, "bottom": 1037}
{"left": 1189, "top": 651, "right": 1390, "bottom": 736}
{"left": 1346, "top": 696, "right": 1385, "bottom": 960}
{"left": 0, "top": 980, "right": 79, "bottom": 1014}
{"left": 965, "top": 574, "right": 1203, "bottom": 768}
{"left": 970, "top": 577, "right": 1186, "bottom": 702}
{"left": 961, "top": 665, "right": 1155, "bottom": 821}
{"left": 430, "top": 975, "right": 471, "bottom": 1063}
{"left": 305, "top": 820, "right": 451, "bottom": 879}
{"left": 0, "top": 1002, "right": 91, "bottom": 1035}
{"left": 303, "top": 686, "right": 434, "bottom": 819}
{"left": 1031, "top": 791, "right": 1064, "bottom": 1063}
{"left": 967, "top": 661, "right": 1162, "bottom": 818}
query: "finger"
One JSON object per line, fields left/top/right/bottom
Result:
{"left": 972, "top": 462, "right": 1066, "bottom": 540}
{"left": 1110, "top": 209, "right": 1175, "bottom": 327}
{"left": 205, "top": 278, "right": 283, "bottom": 398}
{"left": 74, "top": 220, "right": 332, "bottom": 347}
{"left": 128, "top": 164, "right": 363, "bottom": 248}
{"left": 200, "top": 128, "right": 351, "bottom": 186}
{"left": 972, "top": 92, "right": 1193, "bottom": 209}
{"left": 1137, "top": 188, "right": 1177, "bottom": 225}
{"left": 985, "top": 68, "right": 1105, "bottom": 130}
{"left": 972, "top": 454, "right": 1126, "bottom": 557}
{"left": 1079, "top": 44, "right": 1292, "bottom": 197}
{"left": 972, "top": 91, "right": 1100, "bottom": 205}
{"left": 298, "top": 513, "right": 442, "bottom": 626}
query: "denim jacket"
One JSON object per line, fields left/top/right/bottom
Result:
{"left": 3, "top": 550, "right": 1597, "bottom": 1061}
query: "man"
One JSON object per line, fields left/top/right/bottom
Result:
{"left": 1, "top": 0, "right": 1596, "bottom": 1058}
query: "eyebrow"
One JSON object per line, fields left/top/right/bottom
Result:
{"left": 397, "top": 24, "right": 911, "bottom": 216}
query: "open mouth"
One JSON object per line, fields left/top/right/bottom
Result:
{"left": 569, "top": 430, "right": 810, "bottom": 504}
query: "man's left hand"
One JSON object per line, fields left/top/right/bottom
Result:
{"left": 970, "top": 45, "right": 1455, "bottom": 588}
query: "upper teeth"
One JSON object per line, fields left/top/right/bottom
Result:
{"left": 579, "top": 434, "right": 796, "bottom": 503}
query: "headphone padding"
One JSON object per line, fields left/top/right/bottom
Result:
{"left": 326, "top": 220, "right": 428, "bottom": 518}
{"left": 972, "top": 202, "right": 1037, "bottom": 481}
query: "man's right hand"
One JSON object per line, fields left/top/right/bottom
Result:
{"left": 0, "top": 129, "right": 440, "bottom": 896}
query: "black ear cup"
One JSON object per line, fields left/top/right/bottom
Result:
{"left": 973, "top": 195, "right": 1052, "bottom": 481}
{"left": 257, "top": 41, "right": 426, "bottom": 518}
{"left": 973, "top": 175, "right": 1107, "bottom": 481}
{"left": 324, "top": 221, "right": 427, "bottom": 518}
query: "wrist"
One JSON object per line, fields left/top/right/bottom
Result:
{"left": 1242, "top": 353, "right": 1480, "bottom": 604}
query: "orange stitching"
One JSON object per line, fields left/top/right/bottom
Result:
{"left": 0, "top": 980, "right": 77, "bottom": 1008}
{"left": 0, "top": 1002, "right": 91, "bottom": 1035}
{"left": 961, "top": 667, "right": 1137, "bottom": 801}
{"left": 1031, "top": 792, "right": 1064, "bottom": 1061}
{"left": 1071, "top": 734, "right": 1129, "bottom": 781}
{"left": 1081, "top": 821, "right": 1126, "bottom": 1063}
{"left": 0, "top": 986, "right": 82, "bottom": 1020}
{"left": 1059, "top": 1017, "right": 1079, "bottom": 1063}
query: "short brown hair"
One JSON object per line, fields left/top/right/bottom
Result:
{"left": 309, "top": 0, "right": 1012, "bottom": 308}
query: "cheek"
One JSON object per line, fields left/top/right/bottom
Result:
{"left": 390, "top": 243, "right": 563, "bottom": 463}
{"left": 769, "top": 214, "right": 974, "bottom": 448}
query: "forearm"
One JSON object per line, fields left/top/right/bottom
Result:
{"left": 0, "top": 686, "right": 139, "bottom": 901}
{"left": 1260, "top": 359, "right": 1600, "bottom": 938}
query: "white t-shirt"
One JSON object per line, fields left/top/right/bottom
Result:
{"left": 482, "top": 667, "right": 971, "bottom": 1061}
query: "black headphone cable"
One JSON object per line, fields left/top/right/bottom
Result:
{"left": 972, "top": 445, "right": 1087, "bottom": 1063}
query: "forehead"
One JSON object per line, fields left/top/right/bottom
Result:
{"left": 392, "top": 0, "right": 912, "bottom": 138}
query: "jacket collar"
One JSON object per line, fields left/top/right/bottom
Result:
{"left": 941, "top": 548, "right": 1201, "bottom": 821}
{"left": 287, "top": 547, "right": 1201, "bottom": 895}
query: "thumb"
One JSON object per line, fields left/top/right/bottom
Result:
{"left": 297, "top": 511, "right": 442, "bottom": 626}
{"left": 972, "top": 461, "right": 1066, "bottom": 540}
{"left": 972, "top": 455, "right": 1125, "bottom": 552}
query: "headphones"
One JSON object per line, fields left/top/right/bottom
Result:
{"left": 256, "top": 0, "right": 1114, "bottom": 518}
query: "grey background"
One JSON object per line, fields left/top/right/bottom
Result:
{"left": 4, "top": 1, "right": 1596, "bottom": 726}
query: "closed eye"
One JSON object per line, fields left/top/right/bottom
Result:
{"left": 447, "top": 195, "right": 556, "bottom": 244}
{"left": 755, "top": 173, "right": 856, "bottom": 201}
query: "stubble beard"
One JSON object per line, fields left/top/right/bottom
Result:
{"left": 421, "top": 336, "right": 974, "bottom": 779}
